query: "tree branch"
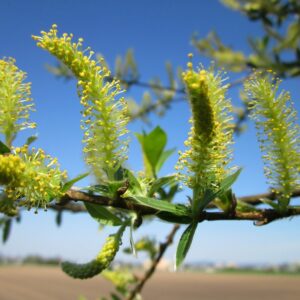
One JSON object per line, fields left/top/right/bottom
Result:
{"left": 51, "top": 189, "right": 300, "bottom": 224}
{"left": 126, "top": 224, "right": 180, "bottom": 300}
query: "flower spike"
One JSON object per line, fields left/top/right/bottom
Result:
{"left": 245, "top": 72, "right": 300, "bottom": 211}
{"left": 0, "top": 58, "right": 36, "bottom": 146}
{"left": 177, "top": 58, "right": 235, "bottom": 201}
{"left": 33, "top": 25, "right": 129, "bottom": 181}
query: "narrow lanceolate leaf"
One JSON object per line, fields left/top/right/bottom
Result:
{"left": 25, "top": 135, "right": 38, "bottom": 146}
{"left": 61, "top": 172, "right": 89, "bottom": 193}
{"left": 56, "top": 211, "right": 63, "bottom": 227}
{"left": 176, "top": 222, "right": 198, "bottom": 268}
{"left": 197, "top": 169, "right": 241, "bottom": 212}
{"left": 147, "top": 175, "right": 177, "bottom": 197}
{"left": 133, "top": 196, "right": 190, "bottom": 217}
{"left": 0, "top": 141, "right": 10, "bottom": 154}
{"left": 219, "top": 168, "right": 242, "bottom": 192}
{"left": 156, "top": 148, "right": 176, "bottom": 173}
{"left": 2, "top": 219, "right": 11, "bottom": 243}
{"left": 84, "top": 203, "right": 123, "bottom": 226}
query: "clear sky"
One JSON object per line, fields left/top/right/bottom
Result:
{"left": 1, "top": 0, "right": 300, "bottom": 265}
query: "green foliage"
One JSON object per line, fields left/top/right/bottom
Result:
{"left": 136, "top": 126, "right": 174, "bottom": 177}
{"left": 61, "top": 172, "right": 89, "bottom": 193}
{"left": 1, "top": 218, "right": 11, "bottom": 243}
{"left": 84, "top": 203, "right": 123, "bottom": 226}
{"left": 25, "top": 135, "right": 38, "bottom": 146}
{"left": 133, "top": 196, "right": 190, "bottom": 217}
{"left": 0, "top": 140, "right": 10, "bottom": 154}
{"left": 176, "top": 222, "right": 197, "bottom": 268}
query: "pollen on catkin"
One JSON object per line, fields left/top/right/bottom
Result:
{"left": 0, "top": 58, "right": 36, "bottom": 146}
{"left": 245, "top": 72, "right": 300, "bottom": 210}
{"left": 32, "top": 25, "right": 129, "bottom": 181}
{"left": 3, "top": 146, "right": 67, "bottom": 211}
{"left": 177, "top": 60, "right": 234, "bottom": 195}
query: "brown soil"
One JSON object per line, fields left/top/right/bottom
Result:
{"left": 0, "top": 266, "right": 300, "bottom": 300}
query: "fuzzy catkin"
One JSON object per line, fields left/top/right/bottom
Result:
{"left": 61, "top": 231, "right": 123, "bottom": 279}
{"left": 32, "top": 25, "right": 129, "bottom": 181}
{"left": 1, "top": 147, "right": 67, "bottom": 212}
{"left": 245, "top": 72, "right": 300, "bottom": 209}
{"left": 177, "top": 61, "right": 234, "bottom": 197}
{"left": 0, "top": 58, "right": 36, "bottom": 146}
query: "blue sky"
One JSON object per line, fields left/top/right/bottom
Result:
{"left": 1, "top": 0, "right": 300, "bottom": 265}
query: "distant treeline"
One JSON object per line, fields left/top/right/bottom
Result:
{"left": 0, "top": 255, "right": 60, "bottom": 266}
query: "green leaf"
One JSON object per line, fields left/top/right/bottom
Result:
{"left": 148, "top": 175, "right": 177, "bottom": 197}
{"left": 176, "top": 222, "right": 197, "bottom": 268}
{"left": 25, "top": 135, "right": 38, "bottom": 146}
{"left": 84, "top": 203, "right": 123, "bottom": 226}
{"left": 85, "top": 184, "right": 109, "bottom": 194}
{"left": 123, "top": 169, "right": 142, "bottom": 193}
{"left": 136, "top": 126, "right": 167, "bottom": 176}
{"left": 198, "top": 189, "right": 216, "bottom": 212}
{"left": 220, "top": 168, "right": 242, "bottom": 192}
{"left": 164, "top": 184, "right": 180, "bottom": 202}
{"left": 56, "top": 211, "right": 62, "bottom": 227}
{"left": 196, "top": 169, "right": 241, "bottom": 212}
{"left": 236, "top": 201, "right": 258, "bottom": 213}
{"left": 2, "top": 219, "right": 11, "bottom": 243}
{"left": 155, "top": 148, "right": 175, "bottom": 173}
{"left": 260, "top": 198, "right": 280, "bottom": 210}
{"left": 0, "top": 141, "right": 10, "bottom": 154}
{"left": 133, "top": 196, "right": 190, "bottom": 217}
{"left": 214, "top": 189, "right": 234, "bottom": 212}
{"left": 61, "top": 172, "right": 89, "bottom": 193}
{"left": 197, "top": 168, "right": 242, "bottom": 211}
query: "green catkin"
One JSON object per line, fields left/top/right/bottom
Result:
{"left": 0, "top": 58, "right": 36, "bottom": 146}
{"left": 32, "top": 25, "right": 129, "bottom": 181}
{"left": 176, "top": 58, "right": 234, "bottom": 199}
{"left": 61, "top": 226, "right": 125, "bottom": 279}
{"left": 245, "top": 72, "right": 300, "bottom": 211}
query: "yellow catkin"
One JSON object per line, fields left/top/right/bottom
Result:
{"left": 0, "top": 58, "right": 36, "bottom": 146}
{"left": 32, "top": 25, "right": 129, "bottom": 181}
{"left": 245, "top": 73, "right": 300, "bottom": 210}
{"left": 1, "top": 147, "right": 67, "bottom": 211}
{"left": 177, "top": 60, "right": 234, "bottom": 196}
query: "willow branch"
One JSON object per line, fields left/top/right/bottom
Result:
{"left": 238, "top": 188, "right": 300, "bottom": 206}
{"left": 51, "top": 189, "right": 300, "bottom": 224}
{"left": 126, "top": 224, "right": 180, "bottom": 300}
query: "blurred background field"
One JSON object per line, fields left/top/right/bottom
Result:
{"left": 1, "top": 265, "right": 300, "bottom": 300}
